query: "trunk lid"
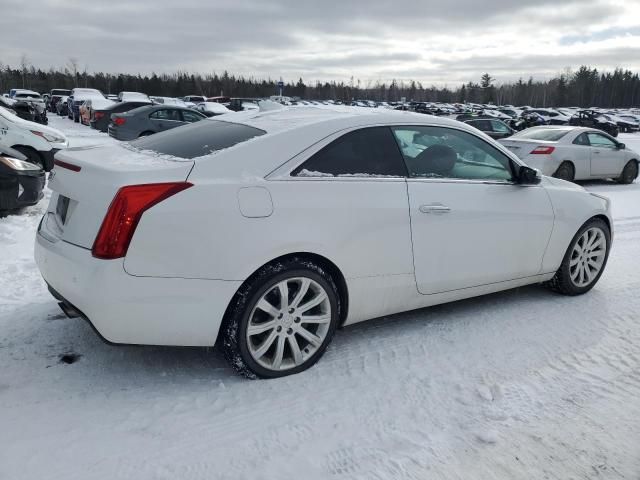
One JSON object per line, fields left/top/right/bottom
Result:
{"left": 42, "top": 143, "right": 193, "bottom": 249}
{"left": 499, "top": 138, "right": 553, "bottom": 158}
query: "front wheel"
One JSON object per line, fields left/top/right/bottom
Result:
{"left": 546, "top": 218, "right": 611, "bottom": 295}
{"left": 553, "top": 162, "right": 575, "bottom": 182}
{"left": 222, "top": 258, "right": 340, "bottom": 378}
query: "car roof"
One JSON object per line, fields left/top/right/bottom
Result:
{"left": 222, "top": 106, "right": 467, "bottom": 135}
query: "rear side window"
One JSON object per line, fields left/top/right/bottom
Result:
{"left": 292, "top": 127, "right": 407, "bottom": 177}
{"left": 130, "top": 120, "right": 266, "bottom": 159}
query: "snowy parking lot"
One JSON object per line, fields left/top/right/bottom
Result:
{"left": 1, "top": 115, "right": 640, "bottom": 479}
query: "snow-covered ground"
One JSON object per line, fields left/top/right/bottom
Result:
{"left": 1, "top": 115, "right": 640, "bottom": 479}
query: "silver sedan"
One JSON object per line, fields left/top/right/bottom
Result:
{"left": 499, "top": 126, "right": 639, "bottom": 183}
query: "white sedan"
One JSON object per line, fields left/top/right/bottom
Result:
{"left": 499, "top": 126, "right": 639, "bottom": 183}
{"left": 36, "top": 109, "right": 613, "bottom": 378}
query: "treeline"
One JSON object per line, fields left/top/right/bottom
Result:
{"left": 1, "top": 62, "right": 639, "bottom": 108}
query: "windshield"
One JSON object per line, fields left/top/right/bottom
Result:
{"left": 129, "top": 119, "right": 266, "bottom": 159}
{"left": 512, "top": 128, "right": 570, "bottom": 141}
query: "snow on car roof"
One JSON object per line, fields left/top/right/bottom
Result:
{"left": 222, "top": 106, "right": 463, "bottom": 134}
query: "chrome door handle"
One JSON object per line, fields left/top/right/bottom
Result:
{"left": 419, "top": 204, "right": 451, "bottom": 214}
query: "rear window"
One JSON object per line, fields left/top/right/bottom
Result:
{"left": 130, "top": 120, "right": 266, "bottom": 159}
{"left": 512, "top": 128, "right": 569, "bottom": 141}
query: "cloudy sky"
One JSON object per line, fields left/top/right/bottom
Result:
{"left": 2, "top": 0, "right": 640, "bottom": 86}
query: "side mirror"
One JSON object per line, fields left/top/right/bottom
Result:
{"left": 618, "top": 143, "right": 626, "bottom": 150}
{"left": 517, "top": 165, "right": 541, "bottom": 185}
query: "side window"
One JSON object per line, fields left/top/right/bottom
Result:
{"left": 150, "top": 109, "right": 181, "bottom": 121}
{"left": 467, "top": 120, "right": 491, "bottom": 132}
{"left": 391, "top": 126, "right": 514, "bottom": 182}
{"left": 490, "top": 120, "right": 511, "bottom": 133}
{"left": 292, "top": 127, "right": 407, "bottom": 177}
{"left": 181, "top": 110, "right": 204, "bottom": 123}
{"left": 587, "top": 132, "right": 616, "bottom": 148}
{"left": 573, "top": 133, "right": 590, "bottom": 146}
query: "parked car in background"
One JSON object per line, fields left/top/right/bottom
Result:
{"left": 527, "top": 109, "right": 570, "bottom": 125}
{"left": 68, "top": 88, "right": 105, "bottom": 123}
{"left": 36, "top": 109, "right": 613, "bottom": 378}
{"left": 80, "top": 97, "right": 115, "bottom": 126}
{"left": 150, "top": 96, "right": 187, "bottom": 106}
{"left": 118, "top": 91, "right": 151, "bottom": 103}
{"left": 617, "top": 114, "right": 640, "bottom": 130}
{"left": 56, "top": 96, "right": 70, "bottom": 116}
{"left": 1, "top": 96, "right": 47, "bottom": 124}
{"left": 0, "top": 144, "right": 46, "bottom": 212}
{"left": 499, "top": 126, "right": 638, "bottom": 183}
{"left": 108, "top": 105, "right": 206, "bottom": 140}
{"left": 599, "top": 113, "right": 639, "bottom": 133}
{"left": 182, "top": 95, "right": 206, "bottom": 106}
{"left": 462, "top": 117, "right": 515, "bottom": 139}
{"left": 569, "top": 110, "right": 619, "bottom": 137}
{"left": 90, "top": 100, "right": 152, "bottom": 133}
{"left": 0, "top": 106, "right": 68, "bottom": 171}
{"left": 207, "top": 96, "right": 231, "bottom": 103}
{"left": 193, "top": 102, "right": 232, "bottom": 117}
{"left": 48, "top": 89, "right": 72, "bottom": 113}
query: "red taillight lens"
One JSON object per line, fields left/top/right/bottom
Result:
{"left": 92, "top": 182, "right": 193, "bottom": 259}
{"left": 113, "top": 117, "right": 126, "bottom": 126}
{"left": 530, "top": 146, "right": 555, "bottom": 155}
{"left": 94, "top": 111, "right": 104, "bottom": 120}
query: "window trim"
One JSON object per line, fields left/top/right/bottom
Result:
{"left": 149, "top": 109, "right": 183, "bottom": 122}
{"left": 266, "top": 122, "right": 524, "bottom": 183}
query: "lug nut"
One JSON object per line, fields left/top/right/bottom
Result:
{"left": 287, "top": 328, "right": 293, "bottom": 335}
{"left": 277, "top": 326, "right": 282, "bottom": 332}
{"left": 294, "top": 317, "right": 300, "bottom": 323}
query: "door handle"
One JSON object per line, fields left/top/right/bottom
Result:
{"left": 593, "top": 150, "right": 600, "bottom": 154}
{"left": 419, "top": 203, "right": 451, "bottom": 214}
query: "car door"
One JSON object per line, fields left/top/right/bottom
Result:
{"left": 391, "top": 125, "right": 554, "bottom": 295}
{"left": 586, "top": 131, "right": 625, "bottom": 176}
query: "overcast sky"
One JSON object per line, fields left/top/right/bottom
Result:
{"left": 2, "top": 0, "right": 640, "bottom": 86}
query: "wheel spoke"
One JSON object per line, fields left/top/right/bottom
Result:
{"left": 297, "top": 291, "right": 328, "bottom": 314}
{"left": 247, "top": 320, "right": 276, "bottom": 336}
{"left": 277, "top": 282, "right": 289, "bottom": 310}
{"left": 570, "top": 256, "right": 580, "bottom": 267}
{"left": 253, "top": 330, "right": 278, "bottom": 359}
{"left": 288, "top": 336, "right": 303, "bottom": 366}
{"left": 290, "top": 278, "right": 311, "bottom": 308}
{"left": 272, "top": 336, "right": 286, "bottom": 370}
{"left": 297, "top": 326, "right": 323, "bottom": 348}
{"left": 583, "top": 264, "right": 593, "bottom": 282}
{"left": 300, "top": 313, "right": 331, "bottom": 324}
{"left": 570, "top": 265, "right": 580, "bottom": 281}
{"left": 257, "top": 298, "right": 280, "bottom": 318}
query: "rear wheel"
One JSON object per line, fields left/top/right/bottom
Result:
{"left": 546, "top": 218, "right": 610, "bottom": 295}
{"left": 553, "top": 161, "right": 575, "bottom": 182}
{"left": 618, "top": 160, "right": 638, "bottom": 184}
{"left": 222, "top": 258, "right": 340, "bottom": 379}
{"left": 11, "top": 146, "right": 44, "bottom": 169}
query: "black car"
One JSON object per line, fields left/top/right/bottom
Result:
{"left": 0, "top": 145, "right": 46, "bottom": 213}
{"left": 569, "top": 110, "right": 619, "bottom": 137}
{"left": 90, "top": 100, "right": 152, "bottom": 132}
{"left": 0, "top": 96, "right": 47, "bottom": 124}
{"left": 49, "top": 89, "right": 72, "bottom": 113}
{"left": 460, "top": 116, "right": 515, "bottom": 139}
{"left": 56, "top": 96, "right": 69, "bottom": 116}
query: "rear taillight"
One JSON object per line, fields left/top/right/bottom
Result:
{"left": 94, "top": 111, "right": 104, "bottom": 120}
{"left": 113, "top": 117, "right": 126, "bottom": 126}
{"left": 530, "top": 146, "right": 555, "bottom": 155}
{"left": 92, "top": 182, "right": 193, "bottom": 259}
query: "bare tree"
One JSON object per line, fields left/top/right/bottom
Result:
{"left": 20, "top": 54, "right": 29, "bottom": 88}
{"left": 66, "top": 57, "right": 79, "bottom": 86}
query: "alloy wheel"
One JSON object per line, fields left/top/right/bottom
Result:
{"left": 569, "top": 227, "right": 607, "bottom": 288}
{"left": 246, "top": 277, "right": 332, "bottom": 372}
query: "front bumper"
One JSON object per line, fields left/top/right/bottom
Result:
{"left": 35, "top": 225, "right": 241, "bottom": 346}
{"left": 0, "top": 170, "right": 45, "bottom": 210}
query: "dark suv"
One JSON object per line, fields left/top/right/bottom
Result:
{"left": 49, "top": 89, "right": 71, "bottom": 113}
{"left": 569, "top": 110, "right": 619, "bottom": 137}
{"left": 458, "top": 116, "right": 515, "bottom": 139}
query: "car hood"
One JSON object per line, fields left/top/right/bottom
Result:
{"left": 543, "top": 175, "right": 587, "bottom": 191}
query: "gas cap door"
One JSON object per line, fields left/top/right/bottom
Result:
{"left": 237, "top": 186, "right": 273, "bottom": 218}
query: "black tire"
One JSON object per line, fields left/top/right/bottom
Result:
{"left": 546, "top": 218, "right": 611, "bottom": 296}
{"left": 618, "top": 160, "right": 638, "bottom": 184}
{"left": 11, "top": 146, "right": 44, "bottom": 169}
{"left": 73, "top": 113, "right": 79, "bottom": 123}
{"left": 221, "top": 257, "right": 340, "bottom": 379}
{"left": 553, "top": 161, "right": 575, "bottom": 182}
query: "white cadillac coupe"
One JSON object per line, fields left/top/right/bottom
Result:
{"left": 35, "top": 107, "right": 612, "bottom": 378}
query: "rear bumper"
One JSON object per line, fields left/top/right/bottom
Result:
{"left": 35, "top": 228, "right": 241, "bottom": 346}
